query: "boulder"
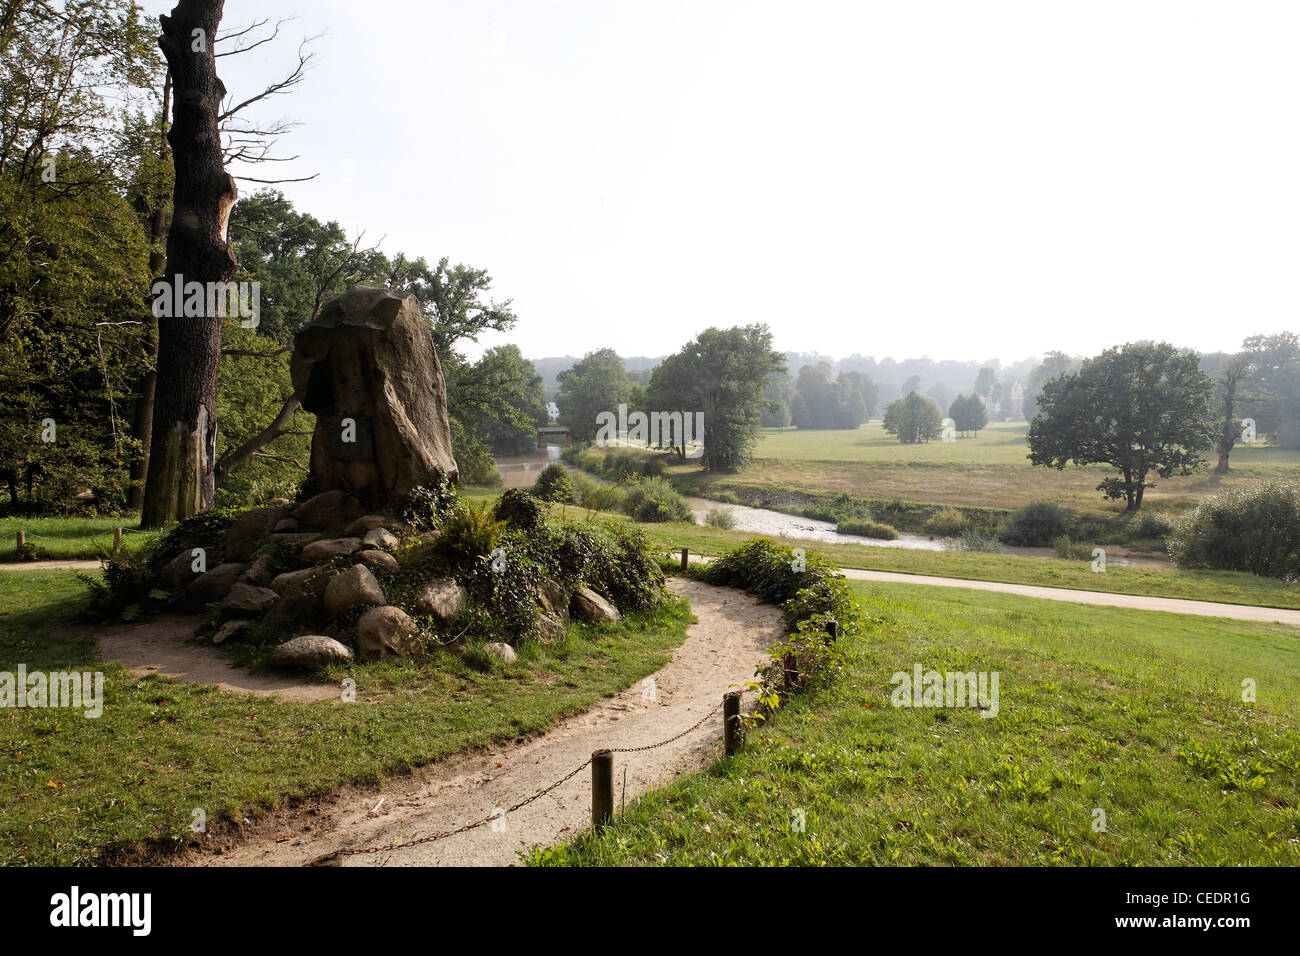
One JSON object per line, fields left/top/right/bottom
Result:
{"left": 291, "top": 286, "right": 459, "bottom": 503}
{"left": 356, "top": 606, "right": 420, "bottom": 660}
{"left": 324, "top": 564, "right": 386, "bottom": 615}
{"left": 293, "top": 489, "right": 365, "bottom": 532}
{"left": 224, "top": 505, "right": 290, "bottom": 562}
{"left": 269, "top": 635, "right": 353, "bottom": 670}
{"left": 355, "top": 549, "right": 399, "bottom": 573}
{"left": 484, "top": 642, "right": 517, "bottom": 663}
{"left": 273, "top": 518, "right": 299, "bottom": 533}
{"left": 538, "top": 579, "right": 571, "bottom": 618}
{"left": 176, "top": 563, "right": 246, "bottom": 610}
{"left": 571, "top": 586, "right": 621, "bottom": 623}
{"left": 536, "top": 612, "right": 567, "bottom": 641}
{"left": 268, "top": 497, "right": 292, "bottom": 507}
{"left": 413, "top": 578, "right": 467, "bottom": 621}
{"left": 221, "top": 583, "right": 279, "bottom": 617}
{"left": 344, "top": 514, "right": 388, "bottom": 537}
{"left": 241, "top": 553, "right": 276, "bottom": 587}
{"left": 300, "top": 537, "right": 363, "bottom": 564}
{"left": 212, "top": 619, "right": 252, "bottom": 645}
{"left": 362, "top": 527, "right": 400, "bottom": 551}
{"left": 268, "top": 532, "right": 322, "bottom": 552}
{"left": 270, "top": 565, "right": 324, "bottom": 594}
{"left": 269, "top": 566, "right": 333, "bottom": 624}
{"left": 159, "top": 550, "right": 202, "bottom": 590}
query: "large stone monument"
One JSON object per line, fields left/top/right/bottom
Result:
{"left": 291, "top": 286, "right": 458, "bottom": 504}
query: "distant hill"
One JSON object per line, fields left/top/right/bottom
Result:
{"left": 529, "top": 354, "right": 667, "bottom": 392}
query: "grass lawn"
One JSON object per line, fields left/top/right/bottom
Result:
{"left": 0, "top": 569, "right": 691, "bottom": 865}
{"left": 0, "top": 516, "right": 159, "bottom": 562}
{"left": 646, "top": 521, "right": 1300, "bottom": 610}
{"left": 533, "top": 579, "right": 1300, "bottom": 866}
{"left": 667, "top": 422, "right": 1300, "bottom": 517}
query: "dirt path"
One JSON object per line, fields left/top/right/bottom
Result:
{"left": 835, "top": 567, "right": 1300, "bottom": 626}
{"left": 0, "top": 559, "right": 100, "bottom": 572}
{"left": 187, "top": 578, "right": 784, "bottom": 867}
{"left": 58, "top": 616, "right": 339, "bottom": 702}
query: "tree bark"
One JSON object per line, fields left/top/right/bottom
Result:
{"left": 141, "top": 1, "right": 237, "bottom": 527}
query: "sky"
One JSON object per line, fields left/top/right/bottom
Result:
{"left": 143, "top": 0, "right": 1300, "bottom": 364}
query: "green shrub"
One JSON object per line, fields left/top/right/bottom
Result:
{"left": 705, "top": 507, "right": 736, "bottom": 529}
{"left": 711, "top": 491, "right": 741, "bottom": 506}
{"left": 951, "top": 527, "right": 1006, "bottom": 553}
{"left": 837, "top": 519, "right": 898, "bottom": 540}
{"left": 433, "top": 500, "right": 507, "bottom": 566}
{"left": 493, "top": 489, "right": 546, "bottom": 531}
{"left": 1053, "top": 536, "right": 1095, "bottom": 561}
{"left": 621, "top": 475, "right": 694, "bottom": 523}
{"left": 1168, "top": 480, "right": 1300, "bottom": 578}
{"left": 1132, "top": 511, "right": 1175, "bottom": 540}
{"left": 393, "top": 474, "right": 460, "bottom": 532}
{"left": 1000, "top": 501, "right": 1070, "bottom": 547}
{"left": 922, "top": 508, "right": 970, "bottom": 537}
{"left": 533, "top": 463, "right": 575, "bottom": 503}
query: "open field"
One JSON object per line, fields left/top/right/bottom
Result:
{"left": 0, "top": 570, "right": 690, "bottom": 865}
{"left": 666, "top": 422, "right": 1300, "bottom": 518}
{"left": 643, "top": 522, "right": 1300, "bottom": 610}
{"left": 533, "top": 578, "right": 1300, "bottom": 866}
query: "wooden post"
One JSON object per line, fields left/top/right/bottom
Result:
{"left": 592, "top": 749, "right": 613, "bottom": 832}
{"left": 723, "top": 691, "right": 741, "bottom": 756}
{"left": 680, "top": 547, "right": 689, "bottom": 571}
{"left": 16, "top": 530, "right": 25, "bottom": 556}
{"left": 783, "top": 652, "right": 798, "bottom": 690}
{"left": 114, "top": 527, "right": 123, "bottom": 550}
{"left": 825, "top": 619, "right": 839, "bottom": 643}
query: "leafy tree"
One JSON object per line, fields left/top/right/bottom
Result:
{"left": 882, "top": 392, "right": 942, "bottom": 443}
{"left": 558, "top": 348, "right": 632, "bottom": 442}
{"left": 1242, "top": 332, "right": 1300, "bottom": 448}
{"left": 1027, "top": 342, "right": 1214, "bottom": 510}
{"left": 948, "top": 393, "right": 988, "bottom": 437}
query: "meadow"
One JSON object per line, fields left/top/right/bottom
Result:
{"left": 668, "top": 422, "right": 1300, "bottom": 517}
{"left": 533, "top": 577, "right": 1300, "bottom": 866}
{"left": 0, "top": 570, "right": 690, "bottom": 865}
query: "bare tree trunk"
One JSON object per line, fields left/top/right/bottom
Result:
{"left": 141, "top": 0, "right": 237, "bottom": 528}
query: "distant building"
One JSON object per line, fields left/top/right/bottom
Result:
{"left": 1009, "top": 382, "right": 1024, "bottom": 420}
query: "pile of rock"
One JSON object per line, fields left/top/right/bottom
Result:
{"left": 159, "top": 488, "right": 622, "bottom": 671}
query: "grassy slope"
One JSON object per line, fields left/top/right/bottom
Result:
{"left": 0, "top": 570, "right": 691, "bottom": 865}
{"left": 534, "top": 579, "right": 1300, "bottom": 866}
{"left": 669, "top": 422, "right": 1299, "bottom": 517}
{"left": 646, "top": 522, "right": 1300, "bottom": 610}
{"left": 0, "top": 516, "right": 158, "bottom": 562}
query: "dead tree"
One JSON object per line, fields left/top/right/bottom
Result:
{"left": 141, "top": 0, "right": 236, "bottom": 527}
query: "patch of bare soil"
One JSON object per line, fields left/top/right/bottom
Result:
{"left": 62, "top": 616, "right": 339, "bottom": 702}
{"left": 174, "top": 578, "right": 784, "bottom": 867}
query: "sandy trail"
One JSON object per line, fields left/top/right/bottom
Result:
{"left": 59, "top": 616, "right": 339, "bottom": 702}
{"left": 191, "top": 579, "right": 783, "bottom": 867}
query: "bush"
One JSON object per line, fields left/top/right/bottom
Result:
{"left": 533, "top": 463, "right": 574, "bottom": 503}
{"left": 1000, "top": 501, "right": 1070, "bottom": 547}
{"left": 949, "top": 527, "right": 1005, "bottom": 553}
{"left": 621, "top": 475, "right": 694, "bottom": 523}
{"left": 432, "top": 500, "right": 507, "bottom": 566}
{"left": 836, "top": 519, "right": 898, "bottom": 540}
{"left": 705, "top": 507, "right": 736, "bottom": 529}
{"left": 1132, "top": 511, "right": 1174, "bottom": 541}
{"left": 1053, "top": 536, "right": 1095, "bottom": 561}
{"left": 1168, "top": 480, "right": 1300, "bottom": 578}
{"left": 493, "top": 489, "right": 546, "bottom": 531}
{"left": 393, "top": 474, "right": 460, "bottom": 532}
{"left": 922, "top": 508, "right": 970, "bottom": 538}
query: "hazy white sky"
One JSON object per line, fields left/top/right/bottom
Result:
{"left": 146, "top": 0, "right": 1300, "bottom": 363}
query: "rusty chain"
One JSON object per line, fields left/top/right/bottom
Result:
{"left": 306, "top": 698, "right": 731, "bottom": 866}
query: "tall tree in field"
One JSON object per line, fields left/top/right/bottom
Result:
{"left": 1211, "top": 352, "right": 1252, "bottom": 472}
{"left": 141, "top": 0, "right": 237, "bottom": 526}
{"left": 558, "top": 349, "right": 633, "bottom": 442}
{"left": 1027, "top": 342, "right": 1214, "bottom": 510}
